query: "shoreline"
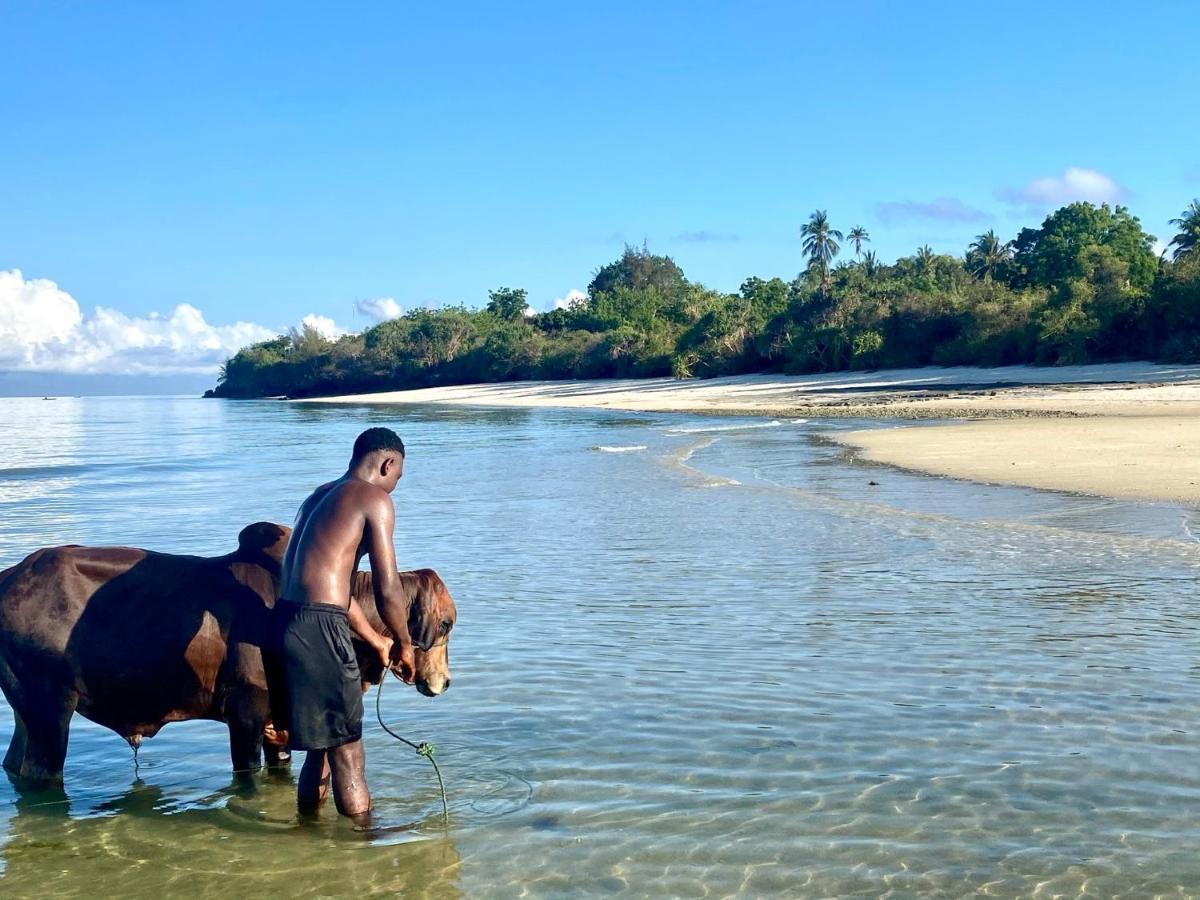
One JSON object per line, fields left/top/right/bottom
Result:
{"left": 303, "top": 362, "right": 1200, "bottom": 504}
{"left": 295, "top": 361, "right": 1200, "bottom": 419}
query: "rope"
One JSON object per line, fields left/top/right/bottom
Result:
{"left": 374, "top": 671, "right": 450, "bottom": 824}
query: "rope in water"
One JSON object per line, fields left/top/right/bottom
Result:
{"left": 375, "top": 670, "right": 449, "bottom": 823}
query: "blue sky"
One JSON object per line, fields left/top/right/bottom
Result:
{"left": 0, "top": 1, "right": 1197, "bottom": 389}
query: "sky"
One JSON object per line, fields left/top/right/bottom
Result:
{"left": 1, "top": 1, "right": 1198, "bottom": 393}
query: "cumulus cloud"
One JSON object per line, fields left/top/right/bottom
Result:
{"left": 355, "top": 296, "right": 403, "bottom": 323}
{"left": 298, "top": 313, "right": 345, "bottom": 340}
{"left": 875, "top": 197, "right": 991, "bottom": 225}
{"left": 0, "top": 268, "right": 278, "bottom": 375}
{"left": 549, "top": 289, "right": 587, "bottom": 311}
{"left": 997, "top": 167, "right": 1127, "bottom": 208}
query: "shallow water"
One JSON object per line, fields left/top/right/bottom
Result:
{"left": 1, "top": 396, "right": 1200, "bottom": 898}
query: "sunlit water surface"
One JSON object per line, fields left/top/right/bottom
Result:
{"left": 1, "top": 397, "right": 1199, "bottom": 898}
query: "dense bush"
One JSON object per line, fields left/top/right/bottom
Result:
{"left": 210, "top": 201, "right": 1200, "bottom": 399}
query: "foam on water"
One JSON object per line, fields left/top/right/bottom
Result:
{"left": 664, "top": 419, "right": 783, "bottom": 434}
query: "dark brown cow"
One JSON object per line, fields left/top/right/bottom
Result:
{"left": 0, "top": 522, "right": 456, "bottom": 784}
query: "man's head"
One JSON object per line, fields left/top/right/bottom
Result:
{"left": 350, "top": 427, "right": 406, "bottom": 491}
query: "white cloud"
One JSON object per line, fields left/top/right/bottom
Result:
{"left": 298, "top": 313, "right": 344, "bottom": 340}
{"left": 0, "top": 268, "right": 277, "bottom": 375}
{"left": 997, "top": 167, "right": 1127, "bottom": 208}
{"left": 355, "top": 296, "right": 403, "bottom": 323}
{"left": 550, "top": 288, "right": 587, "bottom": 311}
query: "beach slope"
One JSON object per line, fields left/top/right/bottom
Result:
{"left": 305, "top": 362, "right": 1200, "bottom": 503}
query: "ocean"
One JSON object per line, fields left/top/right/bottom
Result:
{"left": 1, "top": 396, "right": 1198, "bottom": 897}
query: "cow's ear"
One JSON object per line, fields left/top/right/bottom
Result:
{"left": 238, "top": 522, "right": 291, "bottom": 565}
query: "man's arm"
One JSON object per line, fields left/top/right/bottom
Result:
{"left": 364, "top": 492, "right": 416, "bottom": 682}
{"left": 348, "top": 596, "right": 392, "bottom": 670}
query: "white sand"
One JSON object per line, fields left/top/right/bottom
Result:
{"left": 836, "top": 418, "right": 1200, "bottom": 504}
{"left": 304, "top": 362, "right": 1200, "bottom": 503}
{"left": 301, "top": 362, "right": 1200, "bottom": 418}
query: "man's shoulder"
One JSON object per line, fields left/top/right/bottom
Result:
{"left": 331, "top": 477, "right": 391, "bottom": 509}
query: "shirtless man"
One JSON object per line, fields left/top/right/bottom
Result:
{"left": 276, "top": 427, "right": 416, "bottom": 819}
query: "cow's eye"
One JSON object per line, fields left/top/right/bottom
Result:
{"left": 439, "top": 619, "right": 453, "bottom": 635}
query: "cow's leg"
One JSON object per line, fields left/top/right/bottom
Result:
{"left": 227, "top": 714, "right": 264, "bottom": 774}
{"left": 13, "top": 686, "right": 76, "bottom": 783}
{"left": 0, "top": 653, "right": 29, "bottom": 776}
{"left": 3, "top": 708, "right": 28, "bottom": 776}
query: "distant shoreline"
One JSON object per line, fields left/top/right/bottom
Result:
{"left": 301, "top": 362, "right": 1200, "bottom": 503}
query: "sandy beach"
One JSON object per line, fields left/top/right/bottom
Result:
{"left": 305, "top": 362, "right": 1200, "bottom": 503}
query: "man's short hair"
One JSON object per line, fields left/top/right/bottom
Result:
{"left": 352, "top": 427, "right": 405, "bottom": 462}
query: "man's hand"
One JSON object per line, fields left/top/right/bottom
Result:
{"left": 373, "top": 634, "right": 393, "bottom": 672}
{"left": 392, "top": 639, "right": 416, "bottom": 684}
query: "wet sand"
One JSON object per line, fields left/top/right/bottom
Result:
{"left": 305, "top": 362, "right": 1200, "bottom": 503}
{"left": 835, "top": 417, "right": 1200, "bottom": 504}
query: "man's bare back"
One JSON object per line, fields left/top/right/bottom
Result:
{"left": 282, "top": 478, "right": 386, "bottom": 610}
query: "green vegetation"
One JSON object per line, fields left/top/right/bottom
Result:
{"left": 209, "top": 200, "right": 1200, "bottom": 399}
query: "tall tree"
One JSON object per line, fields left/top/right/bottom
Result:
{"left": 861, "top": 250, "right": 880, "bottom": 277}
{"left": 800, "top": 210, "right": 843, "bottom": 289}
{"left": 588, "top": 244, "right": 687, "bottom": 299}
{"left": 847, "top": 226, "right": 870, "bottom": 258}
{"left": 1011, "top": 202, "right": 1157, "bottom": 292}
{"left": 916, "top": 245, "right": 936, "bottom": 277}
{"left": 967, "top": 229, "right": 1012, "bottom": 281}
{"left": 486, "top": 287, "right": 530, "bottom": 320}
{"left": 1169, "top": 200, "right": 1200, "bottom": 261}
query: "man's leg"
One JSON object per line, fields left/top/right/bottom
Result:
{"left": 327, "top": 738, "right": 371, "bottom": 819}
{"left": 297, "top": 749, "right": 330, "bottom": 811}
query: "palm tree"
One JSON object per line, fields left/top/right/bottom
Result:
{"left": 861, "top": 250, "right": 880, "bottom": 277}
{"left": 800, "top": 210, "right": 843, "bottom": 289}
{"left": 916, "top": 245, "right": 936, "bottom": 277}
{"left": 1169, "top": 200, "right": 1200, "bottom": 261}
{"left": 847, "top": 226, "right": 870, "bottom": 258}
{"left": 967, "top": 229, "right": 1012, "bottom": 281}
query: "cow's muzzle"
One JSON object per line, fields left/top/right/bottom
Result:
{"left": 416, "top": 675, "right": 450, "bottom": 697}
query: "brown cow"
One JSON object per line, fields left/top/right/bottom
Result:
{"left": 0, "top": 522, "right": 455, "bottom": 784}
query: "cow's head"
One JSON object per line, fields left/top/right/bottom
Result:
{"left": 403, "top": 569, "right": 457, "bottom": 697}
{"left": 352, "top": 568, "right": 457, "bottom": 698}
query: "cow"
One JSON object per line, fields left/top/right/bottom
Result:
{"left": 0, "top": 522, "right": 456, "bottom": 784}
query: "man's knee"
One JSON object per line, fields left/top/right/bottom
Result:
{"left": 328, "top": 740, "right": 370, "bottom": 816}
{"left": 328, "top": 739, "right": 366, "bottom": 773}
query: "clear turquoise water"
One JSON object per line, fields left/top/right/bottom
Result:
{"left": 1, "top": 396, "right": 1199, "bottom": 898}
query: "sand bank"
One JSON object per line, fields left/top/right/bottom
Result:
{"left": 304, "top": 362, "right": 1200, "bottom": 503}
{"left": 301, "top": 362, "right": 1200, "bottom": 419}
{"left": 835, "top": 418, "right": 1200, "bottom": 504}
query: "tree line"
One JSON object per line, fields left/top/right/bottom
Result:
{"left": 209, "top": 199, "right": 1200, "bottom": 399}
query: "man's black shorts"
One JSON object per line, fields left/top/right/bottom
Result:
{"left": 275, "top": 602, "right": 364, "bottom": 751}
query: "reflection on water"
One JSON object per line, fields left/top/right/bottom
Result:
{"left": 2, "top": 397, "right": 1200, "bottom": 896}
{"left": 2, "top": 776, "right": 462, "bottom": 898}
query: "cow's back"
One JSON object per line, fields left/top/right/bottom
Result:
{"left": 0, "top": 545, "right": 257, "bottom": 737}
{"left": 0, "top": 545, "right": 148, "bottom": 659}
